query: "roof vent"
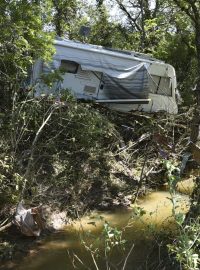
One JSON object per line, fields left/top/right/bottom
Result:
{"left": 79, "top": 26, "right": 91, "bottom": 38}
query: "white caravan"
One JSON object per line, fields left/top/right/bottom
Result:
{"left": 31, "top": 38, "right": 178, "bottom": 114}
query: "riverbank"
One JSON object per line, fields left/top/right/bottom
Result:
{"left": 0, "top": 173, "right": 197, "bottom": 269}
{"left": 1, "top": 188, "right": 191, "bottom": 270}
{"left": 0, "top": 99, "right": 199, "bottom": 268}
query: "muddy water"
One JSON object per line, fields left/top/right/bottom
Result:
{"left": 15, "top": 190, "right": 190, "bottom": 270}
{"left": 177, "top": 178, "right": 194, "bottom": 195}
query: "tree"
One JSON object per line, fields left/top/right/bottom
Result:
{"left": 154, "top": 8, "right": 197, "bottom": 105}
{"left": 112, "top": 0, "right": 198, "bottom": 105}
{"left": 170, "top": 0, "right": 200, "bottom": 143}
{"left": 87, "top": 5, "right": 123, "bottom": 47}
{"left": 51, "top": 0, "right": 78, "bottom": 37}
{"left": 167, "top": 2, "right": 200, "bottom": 268}
{"left": 172, "top": 0, "right": 200, "bottom": 143}
{"left": 0, "top": 0, "right": 54, "bottom": 108}
{"left": 114, "top": 0, "right": 168, "bottom": 52}
{"left": 68, "top": 3, "right": 131, "bottom": 49}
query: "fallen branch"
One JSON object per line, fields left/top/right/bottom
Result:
{"left": 116, "top": 132, "right": 151, "bottom": 156}
{"left": 0, "top": 221, "right": 12, "bottom": 232}
{"left": 133, "top": 148, "right": 149, "bottom": 203}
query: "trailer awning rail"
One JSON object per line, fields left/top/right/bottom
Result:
{"left": 95, "top": 99, "right": 151, "bottom": 104}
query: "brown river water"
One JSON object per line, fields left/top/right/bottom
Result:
{"left": 4, "top": 178, "right": 194, "bottom": 270}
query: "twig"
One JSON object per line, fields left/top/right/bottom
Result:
{"left": 73, "top": 252, "right": 90, "bottom": 269}
{"left": 0, "top": 217, "right": 10, "bottom": 227}
{"left": 140, "top": 166, "right": 155, "bottom": 182}
{"left": 23, "top": 105, "right": 55, "bottom": 181}
{"left": 122, "top": 243, "right": 135, "bottom": 270}
{"left": 67, "top": 250, "right": 76, "bottom": 269}
{"left": 0, "top": 222, "right": 12, "bottom": 232}
{"left": 91, "top": 253, "right": 99, "bottom": 270}
{"left": 133, "top": 148, "right": 149, "bottom": 203}
{"left": 115, "top": 133, "right": 150, "bottom": 156}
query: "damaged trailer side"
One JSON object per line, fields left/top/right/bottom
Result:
{"left": 30, "top": 38, "right": 178, "bottom": 114}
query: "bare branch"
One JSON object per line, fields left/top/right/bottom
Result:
{"left": 116, "top": 0, "right": 142, "bottom": 32}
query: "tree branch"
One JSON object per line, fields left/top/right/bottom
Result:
{"left": 116, "top": 0, "right": 142, "bottom": 32}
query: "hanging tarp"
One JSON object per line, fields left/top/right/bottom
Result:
{"left": 81, "top": 62, "right": 149, "bottom": 99}
{"left": 54, "top": 41, "right": 150, "bottom": 99}
{"left": 101, "top": 64, "right": 149, "bottom": 100}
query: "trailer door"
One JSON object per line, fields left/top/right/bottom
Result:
{"left": 61, "top": 60, "right": 101, "bottom": 99}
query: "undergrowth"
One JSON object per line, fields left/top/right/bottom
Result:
{"left": 0, "top": 93, "right": 199, "bottom": 269}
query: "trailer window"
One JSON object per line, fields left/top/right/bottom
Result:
{"left": 157, "top": 77, "right": 172, "bottom": 96}
{"left": 149, "top": 75, "right": 172, "bottom": 96}
{"left": 60, "top": 60, "right": 79, "bottom": 74}
{"left": 149, "top": 75, "right": 160, "bottom": 94}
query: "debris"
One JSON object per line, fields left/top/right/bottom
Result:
{"left": 189, "top": 142, "right": 200, "bottom": 164}
{"left": 180, "top": 152, "right": 192, "bottom": 175}
{"left": 13, "top": 203, "right": 45, "bottom": 237}
{"left": 153, "top": 132, "right": 174, "bottom": 151}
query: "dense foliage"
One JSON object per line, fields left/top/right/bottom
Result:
{"left": 0, "top": 0, "right": 200, "bottom": 269}
{"left": 0, "top": 0, "right": 54, "bottom": 108}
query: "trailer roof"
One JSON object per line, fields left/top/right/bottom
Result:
{"left": 54, "top": 37, "right": 164, "bottom": 64}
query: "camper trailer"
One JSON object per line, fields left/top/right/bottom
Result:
{"left": 31, "top": 38, "right": 178, "bottom": 114}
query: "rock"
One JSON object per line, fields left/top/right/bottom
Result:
{"left": 47, "top": 211, "right": 68, "bottom": 230}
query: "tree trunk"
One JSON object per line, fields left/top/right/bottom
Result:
{"left": 187, "top": 19, "right": 200, "bottom": 222}
{"left": 52, "top": 1, "right": 63, "bottom": 37}
{"left": 190, "top": 22, "right": 200, "bottom": 144}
